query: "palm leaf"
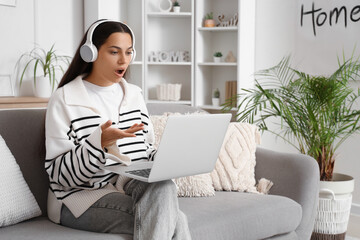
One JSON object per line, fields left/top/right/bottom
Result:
{"left": 223, "top": 55, "right": 360, "bottom": 181}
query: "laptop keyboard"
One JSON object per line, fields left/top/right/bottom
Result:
{"left": 126, "top": 168, "right": 152, "bottom": 178}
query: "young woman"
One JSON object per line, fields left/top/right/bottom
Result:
{"left": 45, "top": 19, "right": 191, "bottom": 240}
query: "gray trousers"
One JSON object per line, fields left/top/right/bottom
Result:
{"left": 61, "top": 180, "right": 192, "bottom": 240}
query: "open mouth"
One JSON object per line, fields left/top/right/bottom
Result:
{"left": 116, "top": 69, "right": 124, "bottom": 75}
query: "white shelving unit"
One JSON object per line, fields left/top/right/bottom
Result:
{"left": 198, "top": 26, "right": 238, "bottom": 31}
{"left": 84, "top": 0, "right": 255, "bottom": 110}
{"left": 144, "top": 0, "right": 194, "bottom": 104}
{"left": 116, "top": 0, "right": 145, "bottom": 89}
{"left": 195, "top": 0, "right": 256, "bottom": 111}
{"left": 147, "top": 12, "right": 192, "bottom": 17}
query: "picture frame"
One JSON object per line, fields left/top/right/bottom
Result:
{"left": 0, "top": 0, "right": 16, "bottom": 7}
{"left": 0, "top": 75, "right": 14, "bottom": 97}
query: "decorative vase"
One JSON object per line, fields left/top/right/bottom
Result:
{"left": 204, "top": 19, "right": 216, "bottom": 27}
{"left": 213, "top": 57, "right": 222, "bottom": 63}
{"left": 173, "top": 6, "right": 180, "bottom": 13}
{"left": 212, "top": 98, "right": 220, "bottom": 106}
{"left": 159, "top": 0, "right": 172, "bottom": 12}
{"left": 311, "top": 173, "right": 355, "bottom": 240}
{"left": 32, "top": 75, "right": 53, "bottom": 98}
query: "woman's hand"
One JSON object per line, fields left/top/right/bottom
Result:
{"left": 101, "top": 120, "right": 144, "bottom": 149}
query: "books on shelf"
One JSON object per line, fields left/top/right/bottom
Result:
{"left": 225, "top": 81, "right": 237, "bottom": 107}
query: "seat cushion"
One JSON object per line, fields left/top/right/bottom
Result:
{"left": 179, "top": 192, "right": 302, "bottom": 240}
{"left": 0, "top": 193, "right": 301, "bottom": 240}
{"left": 0, "top": 217, "right": 132, "bottom": 240}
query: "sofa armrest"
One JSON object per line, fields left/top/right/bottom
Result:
{"left": 255, "top": 147, "right": 319, "bottom": 240}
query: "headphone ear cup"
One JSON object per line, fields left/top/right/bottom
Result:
{"left": 80, "top": 43, "right": 98, "bottom": 63}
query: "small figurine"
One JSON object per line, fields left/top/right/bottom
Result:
{"left": 217, "top": 13, "right": 238, "bottom": 27}
{"left": 225, "top": 51, "right": 237, "bottom": 63}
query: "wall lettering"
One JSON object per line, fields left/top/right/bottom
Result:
{"left": 300, "top": 2, "right": 360, "bottom": 36}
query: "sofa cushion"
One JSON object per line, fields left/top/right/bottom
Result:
{"left": 1, "top": 193, "right": 301, "bottom": 240}
{"left": 0, "top": 217, "right": 132, "bottom": 240}
{"left": 211, "top": 122, "right": 261, "bottom": 192}
{"left": 179, "top": 192, "right": 302, "bottom": 240}
{"left": 0, "top": 135, "right": 42, "bottom": 227}
{"left": 0, "top": 109, "right": 48, "bottom": 216}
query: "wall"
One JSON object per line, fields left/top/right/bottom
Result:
{"left": 256, "top": 0, "right": 360, "bottom": 214}
{"left": 0, "top": 0, "right": 35, "bottom": 96}
{"left": 84, "top": 0, "right": 121, "bottom": 31}
{"left": 0, "top": 0, "right": 83, "bottom": 96}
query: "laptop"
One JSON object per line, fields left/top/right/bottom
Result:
{"left": 105, "top": 113, "right": 231, "bottom": 182}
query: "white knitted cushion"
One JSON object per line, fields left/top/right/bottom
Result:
{"left": 210, "top": 122, "right": 261, "bottom": 192}
{"left": 150, "top": 112, "right": 215, "bottom": 197}
{"left": 0, "top": 135, "right": 42, "bottom": 227}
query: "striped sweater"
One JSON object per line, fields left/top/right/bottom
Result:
{"left": 45, "top": 75, "right": 155, "bottom": 223}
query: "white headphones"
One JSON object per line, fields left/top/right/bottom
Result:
{"left": 80, "top": 19, "right": 136, "bottom": 63}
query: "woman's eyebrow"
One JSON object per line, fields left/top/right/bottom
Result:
{"left": 108, "top": 46, "right": 133, "bottom": 50}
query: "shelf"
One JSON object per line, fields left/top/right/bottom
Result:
{"left": 131, "top": 61, "right": 143, "bottom": 65}
{"left": 0, "top": 97, "right": 49, "bottom": 109}
{"left": 147, "top": 100, "right": 192, "bottom": 105}
{"left": 147, "top": 12, "right": 192, "bottom": 18}
{"left": 200, "top": 105, "right": 237, "bottom": 111}
{"left": 148, "top": 62, "right": 192, "bottom": 66}
{"left": 198, "top": 27, "right": 238, "bottom": 32}
{"left": 198, "top": 62, "right": 237, "bottom": 66}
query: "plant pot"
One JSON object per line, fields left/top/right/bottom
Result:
{"left": 213, "top": 57, "right": 222, "bottom": 63}
{"left": 173, "top": 6, "right": 180, "bottom": 13}
{"left": 212, "top": 98, "right": 220, "bottom": 106}
{"left": 311, "top": 173, "right": 355, "bottom": 240}
{"left": 204, "top": 19, "right": 216, "bottom": 27}
{"left": 32, "top": 75, "right": 53, "bottom": 98}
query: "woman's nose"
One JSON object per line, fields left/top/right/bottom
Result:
{"left": 118, "top": 52, "right": 126, "bottom": 64}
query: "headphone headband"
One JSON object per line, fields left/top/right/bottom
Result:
{"left": 86, "top": 19, "right": 109, "bottom": 46}
{"left": 80, "top": 19, "right": 136, "bottom": 63}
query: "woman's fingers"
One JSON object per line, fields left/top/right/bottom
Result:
{"left": 125, "top": 123, "right": 144, "bottom": 133}
{"left": 101, "top": 120, "right": 112, "bottom": 131}
{"left": 118, "top": 131, "right": 137, "bottom": 138}
{"left": 101, "top": 122, "right": 145, "bottom": 148}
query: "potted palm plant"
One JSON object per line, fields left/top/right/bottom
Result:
{"left": 223, "top": 56, "right": 360, "bottom": 240}
{"left": 15, "top": 44, "right": 71, "bottom": 97}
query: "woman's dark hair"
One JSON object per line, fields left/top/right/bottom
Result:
{"left": 58, "top": 20, "right": 133, "bottom": 88}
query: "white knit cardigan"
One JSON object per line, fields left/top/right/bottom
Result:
{"left": 45, "top": 75, "right": 155, "bottom": 223}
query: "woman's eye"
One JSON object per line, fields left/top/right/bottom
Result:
{"left": 126, "top": 51, "right": 132, "bottom": 56}
{"left": 111, "top": 51, "right": 118, "bottom": 55}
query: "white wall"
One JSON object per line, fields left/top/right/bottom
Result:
{"left": 0, "top": 0, "right": 83, "bottom": 96}
{"left": 0, "top": 0, "right": 35, "bottom": 96}
{"left": 256, "top": 0, "right": 360, "bottom": 214}
{"left": 84, "top": 0, "right": 121, "bottom": 31}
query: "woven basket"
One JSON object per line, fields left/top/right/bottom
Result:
{"left": 312, "top": 189, "right": 352, "bottom": 240}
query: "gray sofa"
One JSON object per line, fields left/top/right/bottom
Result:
{"left": 0, "top": 103, "right": 319, "bottom": 240}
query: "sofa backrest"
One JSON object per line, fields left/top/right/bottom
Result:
{"left": 0, "top": 108, "right": 48, "bottom": 216}
{"left": 0, "top": 104, "right": 204, "bottom": 217}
